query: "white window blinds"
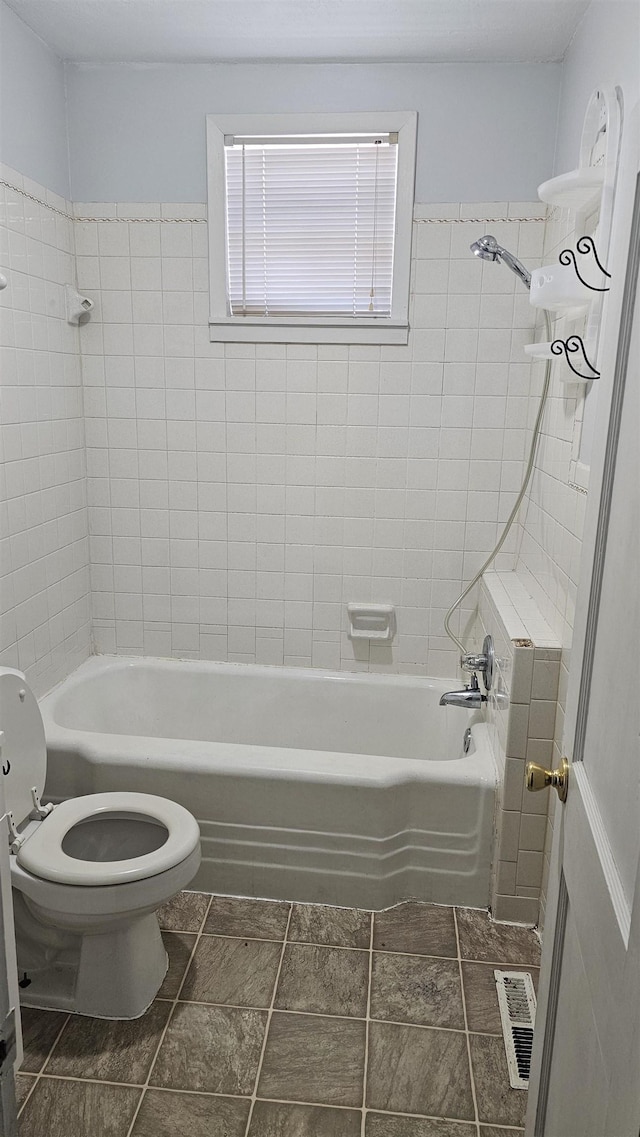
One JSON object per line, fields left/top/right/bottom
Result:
{"left": 224, "top": 134, "right": 398, "bottom": 319}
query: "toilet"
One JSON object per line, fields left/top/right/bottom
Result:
{"left": 0, "top": 667, "right": 201, "bottom": 1019}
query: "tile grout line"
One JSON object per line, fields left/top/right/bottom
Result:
{"left": 157, "top": 930, "right": 540, "bottom": 971}
{"left": 187, "top": 930, "right": 369, "bottom": 950}
{"left": 17, "top": 1012, "right": 71, "bottom": 1118}
{"left": 360, "top": 910, "right": 374, "bottom": 1137}
{"left": 454, "top": 907, "right": 481, "bottom": 1137}
{"left": 163, "top": 923, "right": 538, "bottom": 968}
{"left": 19, "top": 1072, "right": 524, "bottom": 1126}
{"left": 28, "top": 1000, "right": 511, "bottom": 1039}
{"left": 123, "top": 893, "right": 215, "bottom": 1137}
{"left": 24, "top": 1072, "right": 148, "bottom": 1088}
{"left": 243, "top": 902, "right": 294, "bottom": 1137}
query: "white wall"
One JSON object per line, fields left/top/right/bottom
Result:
{"left": 75, "top": 199, "right": 541, "bottom": 676}
{"left": 554, "top": 0, "right": 640, "bottom": 174}
{"left": 0, "top": 2, "right": 70, "bottom": 198}
{"left": 65, "top": 61, "right": 561, "bottom": 203}
{"left": 0, "top": 166, "right": 91, "bottom": 694}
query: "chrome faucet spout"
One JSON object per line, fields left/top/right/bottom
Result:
{"left": 439, "top": 673, "right": 486, "bottom": 709}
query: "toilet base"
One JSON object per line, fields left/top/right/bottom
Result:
{"left": 18, "top": 912, "right": 168, "bottom": 1020}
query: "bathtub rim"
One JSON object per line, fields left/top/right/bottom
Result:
{"left": 40, "top": 654, "right": 496, "bottom": 790}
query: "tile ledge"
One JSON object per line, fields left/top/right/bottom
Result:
{"left": 482, "top": 571, "right": 562, "bottom": 652}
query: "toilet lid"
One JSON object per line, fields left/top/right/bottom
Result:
{"left": 0, "top": 669, "right": 47, "bottom": 831}
{"left": 17, "top": 792, "right": 200, "bottom": 886}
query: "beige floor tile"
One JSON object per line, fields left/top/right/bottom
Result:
{"left": 366, "top": 1116, "right": 477, "bottom": 1136}
{"left": 204, "top": 895, "right": 290, "bottom": 940}
{"left": 275, "top": 943, "right": 369, "bottom": 1017}
{"left": 258, "top": 1011, "right": 366, "bottom": 1107}
{"left": 180, "top": 935, "right": 282, "bottom": 1007}
{"left": 18, "top": 1077, "right": 140, "bottom": 1137}
{"left": 44, "top": 1001, "right": 171, "bottom": 1084}
{"left": 156, "top": 891, "right": 211, "bottom": 932}
{"left": 461, "top": 961, "right": 538, "bottom": 1034}
{"left": 456, "top": 908, "right": 541, "bottom": 966}
{"left": 157, "top": 931, "right": 196, "bottom": 999}
{"left": 373, "top": 902, "right": 457, "bottom": 958}
{"left": 249, "top": 1101, "right": 361, "bottom": 1135}
{"left": 288, "top": 903, "right": 371, "bottom": 948}
{"left": 149, "top": 1003, "right": 267, "bottom": 1095}
{"left": 366, "top": 1022, "right": 474, "bottom": 1119}
{"left": 131, "top": 1088, "right": 250, "bottom": 1136}
{"left": 479, "top": 1127, "right": 525, "bottom": 1136}
{"left": 370, "top": 952, "right": 464, "bottom": 1029}
{"left": 469, "top": 1034, "right": 528, "bottom": 1127}
{"left": 15, "top": 1072, "right": 36, "bottom": 1111}
{"left": 19, "top": 1008, "right": 68, "bottom": 1074}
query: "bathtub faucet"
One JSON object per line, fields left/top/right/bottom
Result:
{"left": 439, "top": 635, "right": 494, "bottom": 709}
{"left": 439, "top": 673, "right": 486, "bottom": 709}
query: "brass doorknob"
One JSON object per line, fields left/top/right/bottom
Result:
{"left": 525, "top": 756, "right": 569, "bottom": 802}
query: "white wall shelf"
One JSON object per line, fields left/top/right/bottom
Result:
{"left": 529, "top": 262, "right": 592, "bottom": 314}
{"left": 524, "top": 341, "right": 554, "bottom": 360}
{"left": 527, "top": 87, "right": 622, "bottom": 389}
{"left": 524, "top": 341, "right": 598, "bottom": 383}
{"left": 537, "top": 167, "right": 604, "bottom": 211}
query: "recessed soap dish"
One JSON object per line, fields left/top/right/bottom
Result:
{"left": 347, "top": 603, "right": 396, "bottom": 642}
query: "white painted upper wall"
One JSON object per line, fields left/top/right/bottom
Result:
{"left": 0, "top": 1, "right": 70, "bottom": 197}
{"left": 554, "top": 0, "right": 640, "bottom": 173}
{"left": 65, "top": 61, "right": 562, "bottom": 203}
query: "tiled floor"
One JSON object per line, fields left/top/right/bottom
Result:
{"left": 17, "top": 892, "right": 541, "bottom": 1136}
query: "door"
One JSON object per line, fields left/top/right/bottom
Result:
{"left": 0, "top": 766, "right": 21, "bottom": 1137}
{"left": 526, "top": 104, "right": 640, "bottom": 1136}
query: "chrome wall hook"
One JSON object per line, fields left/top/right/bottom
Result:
{"left": 559, "top": 236, "right": 611, "bottom": 292}
{"left": 551, "top": 336, "right": 600, "bottom": 380}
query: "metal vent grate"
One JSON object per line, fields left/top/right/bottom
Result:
{"left": 494, "top": 970, "right": 537, "bottom": 1089}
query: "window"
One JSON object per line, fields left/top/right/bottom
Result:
{"left": 207, "top": 113, "right": 417, "bottom": 343}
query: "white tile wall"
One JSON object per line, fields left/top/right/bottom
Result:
{"left": 478, "top": 571, "right": 561, "bottom": 926}
{"left": 76, "top": 200, "right": 544, "bottom": 676}
{"left": 0, "top": 167, "right": 91, "bottom": 695}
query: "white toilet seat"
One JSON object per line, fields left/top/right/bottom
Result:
{"left": 16, "top": 791, "right": 200, "bottom": 887}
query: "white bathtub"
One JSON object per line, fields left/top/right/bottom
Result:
{"left": 40, "top": 656, "right": 496, "bottom": 910}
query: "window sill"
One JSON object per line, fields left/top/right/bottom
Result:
{"left": 208, "top": 318, "right": 409, "bottom": 345}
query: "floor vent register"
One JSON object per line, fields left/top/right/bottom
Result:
{"left": 494, "top": 969, "right": 537, "bottom": 1089}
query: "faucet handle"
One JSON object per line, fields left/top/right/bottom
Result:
{"left": 460, "top": 634, "right": 495, "bottom": 692}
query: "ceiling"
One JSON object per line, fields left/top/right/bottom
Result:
{"left": 5, "top": 0, "right": 590, "bottom": 64}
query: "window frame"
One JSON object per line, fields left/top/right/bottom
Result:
{"left": 206, "top": 111, "right": 417, "bottom": 344}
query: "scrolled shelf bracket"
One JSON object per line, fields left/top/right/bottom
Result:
{"left": 559, "top": 235, "right": 611, "bottom": 292}
{"left": 551, "top": 336, "right": 600, "bottom": 380}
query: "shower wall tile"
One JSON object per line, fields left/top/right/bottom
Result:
{"left": 478, "top": 571, "right": 560, "bottom": 926}
{"left": 76, "top": 200, "right": 542, "bottom": 677}
{"left": 0, "top": 166, "right": 91, "bottom": 695}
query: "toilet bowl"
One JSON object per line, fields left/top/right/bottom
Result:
{"left": 0, "top": 667, "right": 201, "bottom": 1019}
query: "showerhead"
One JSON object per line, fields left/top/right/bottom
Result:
{"left": 470, "top": 234, "right": 500, "bottom": 261}
{"left": 470, "top": 233, "right": 531, "bottom": 289}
